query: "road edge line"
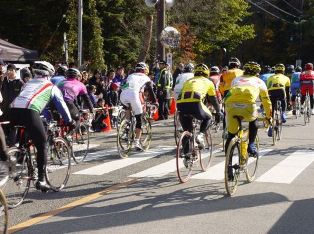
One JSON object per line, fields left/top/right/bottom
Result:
{"left": 8, "top": 178, "right": 138, "bottom": 234}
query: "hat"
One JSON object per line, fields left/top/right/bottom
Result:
{"left": 0, "top": 59, "right": 4, "bottom": 65}
{"left": 7, "top": 63, "right": 17, "bottom": 70}
{"left": 158, "top": 60, "right": 168, "bottom": 65}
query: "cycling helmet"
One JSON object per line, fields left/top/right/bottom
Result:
{"left": 210, "top": 66, "right": 220, "bottom": 74}
{"left": 183, "top": 63, "right": 194, "bottom": 73}
{"left": 305, "top": 63, "right": 313, "bottom": 71}
{"left": 286, "top": 64, "right": 295, "bottom": 72}
{"left": 32, "top": 61, "right": 55, "bottom": 76}
{"left": 194, "top": 63, "right": 210, "bottom": 77}
{"left": 263, "top": 65, "right": 272, "bottom": 73}
{"left": 135, "top": 62, "right": 149, "bottom": 74}
{"left": 228, "top": 57, "right": 241, "bottom": 67}
{"left": 295, "top": 66, "right": 302, "bottom": 72}
{"left": 66, "top": 68, "right": 81, "bottom": 79}
{"left": 243, "top": 61, "right": 261, "bottom": 75}
{"left": 274, "top": 63, "right": 285, "bottom": 73}
{"left": 56, "top": 64, "right": 68, "bottom": 76}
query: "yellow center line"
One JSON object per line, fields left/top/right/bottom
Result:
{"left": 9, "top": 178, "right": 138, "bottom": 234}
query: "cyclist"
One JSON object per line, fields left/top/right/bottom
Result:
{"left": 266, "top": 63, "right": 291, "bottom": 123}
{"left": 120, "top": 62, "right": 157, "bottom": 150}
{"left": 50, "top": 64, "right": 67, "bottom": 85}
{"left": 291, "top": 66, "right": 302, "bottom": 115}
{"left": 224, "top": 62, "right": 272, "bottom": 179}
{"left": 300, "top": 63, "right": 314, "bottom": 115}
{"left": 176, "top": 63, "right": 221, "bottom": 151}
{"left": 209, "top": 66, "right": 222, "bottom": 103}
{"left": 57, "top": 68, "right": 94, "bottom": 130}
{"left": 10, "top": 61, "right": 73, "bottom": 192}
{"left": 259, "top": 65, "right": 274, "bottom": 84}
{"left": 219, "top": 57, "right": 243, "bottom": 97}
{"left": 173, "top": 63, "right": 194, "bottom": 100}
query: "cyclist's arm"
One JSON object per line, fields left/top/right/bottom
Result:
{"left": 207, "top": 95, "right": 220, "bottom": 114}
{"left": 259, "top": 88, "right": 272, "bottom": 119}
{"left": 144, "top": 81, "right": 157, "bottom": 104}
{"left": 51, "top": 86, "right": 72, "bottom": 123}
{"left": 81, "top": 93, "right": 94, "bottom": 113}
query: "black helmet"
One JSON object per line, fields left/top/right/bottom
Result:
{"left": 295, "top": 66, "right": 302, "bottom": 72}
{"left": 228, "top": 57, "right": 241, "bottom": 67}
{"left": 56, "top": 64, "right": 68, "bottom": 76}
{"left": 183, "top": 63, "right": 194, "bottom": 73}
{"left": 66, "top": 68, "right": 81, "bottom": 79}
{"left": 210, "top": 66, "right": 220, "bottom": 74}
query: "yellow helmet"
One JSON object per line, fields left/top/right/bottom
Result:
{"left": 274, "top": 63, "right": 285, "bottom": 72}
{"left": 194, "top": 63, "right": 209, "bottom": 77}
{"left": 243, "top": 61, "right": 261, "bottom": 75}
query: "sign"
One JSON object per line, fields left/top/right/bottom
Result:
{"left": 296, "top": 59, "right": 302, "bottom": 67}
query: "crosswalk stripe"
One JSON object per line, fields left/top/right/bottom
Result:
{"left": 191, "top": 149, "right": 273, "bottom": 180}
{"left": 256, "top": 151, "right": 314, "bottom": 184}
{"left": 129, "top": 148, "right": 221, "bottom": 178}
{"left": 73, "top": 147, "right": 174, "bottom": 175}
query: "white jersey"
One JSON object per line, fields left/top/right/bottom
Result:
{"left": 120, "top": 72, "right": 150, "bottom": 115}
{"left": 173, "top": 72, "right": 194, "bottom": 100}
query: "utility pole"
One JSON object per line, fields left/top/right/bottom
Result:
{"left": 156, "top": 0, "right": 165, "bottom": 61}
{"left": 78, "top": 0, "right": 83, "bottom": 67}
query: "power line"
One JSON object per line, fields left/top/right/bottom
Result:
{"left": 281, "top": 0, "right": 303, "bottom": 14}
{"left": 264, "top": 0, "right": 299, "bottom": 18}
{"left": 247, "top": 0, "right": 294, "bottom": 24}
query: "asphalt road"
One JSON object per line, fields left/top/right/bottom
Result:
{"left": 5, "top": 113, "right": 314, "bottom": 234}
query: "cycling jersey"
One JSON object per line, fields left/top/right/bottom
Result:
{"left": 300, "top": 70, "right": 314, "bottom": 96}
{"left": 259, "top": 73, "right": 274, "bottom": 84}
{"left": 267, "top": 74, "right": 291, "bottom": 91}
{"left": 50, "top": 75, "right": 65, "bottom": 85}
{"left": 173, "top": 72, "right": 194, "bottom": 100}
{"left": 120, "top": 72, "right": 151, "bottom": 115}
{"left": 209, "top": 74, "right": 222, "bottom": 101}
{"left": 57, "top": 78, "right": 88, "bottom": 103}
{"left": 224, "top": 75, "right": 272, "bottom": 118}
{"left": 10, "top": 77, "right": 72, "bottom": 123}
{"left": 291, "top": 72, "right": 301, "bottom": 96}
{"left": 219, "top": 68, "right": 243, "bottom": 94}
{"left": 176, "top": 76, "right": 216, "bottom": 104}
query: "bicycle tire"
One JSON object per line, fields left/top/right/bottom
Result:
{"left": 224, "top": 137, "right": 241, "bottom": 196}
{"left": 0, "top": 189, "right": 8, "bottom": 234}
{"left": 72, "top": 123, "right": 90, "bottom": 163}
{"left": 200, "top": 129, "right": 213, "bottom": 171}
{"left": 174, "top": 111, "right": 181, "bottom": 145}
{"left": 46, "top": 137, "right": 71, "bottom": 192}
{"left": 142, "top": 117, "right": 152, "bottom": 150}
{"left": 176, "top": 131, "right": 194, "bottom": 183}
{"left": 117, "top": 119, "right": 133, "bottom": 158}
{"left": 272, "top": 116, "right": 277, "bottom": 146}
{"left": 222, "top": 127, "right": 227, "bottom": 152}
{"left": 245, "top": 135, "right": 260, "bottom": 182}
{"left": 277, "top": 107, "right": 283, "bottom": 141}
{"left": 295, "top": 97, "right": 301, "bottom": 119}
{"left": 3, "top": 147, "right": 30, "bottom": 208}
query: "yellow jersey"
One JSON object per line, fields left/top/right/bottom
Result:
{"left": 176, "top": 76, "right": 216, "bottom": 103}
{"left": 224, "top": 75, "right": 272, "bottom": 118}
{"left": 219, "top": 68, "right": 243, "bottom": 94}
{"left": 267, "top": 73, "right": 290, "bottom": 91}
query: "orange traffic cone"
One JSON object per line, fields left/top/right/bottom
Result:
{"left": 170, "top": 97, "right": 176, "bottom": 115}
{"left": 102, "top": 106, "right": 112, "bottom": 132}
{"left": 153, "top": 109, "right": 159, "bottom": 121}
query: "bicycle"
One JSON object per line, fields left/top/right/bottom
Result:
{"left": 224, "top": 116, "right": 266, "bottom": 196}
{"left": 294, "top": 90, "right": 302, "bottom": 119}
{"left": 176, "top": 116, "right": 213, "bottom": 183}
{"left": 272, "top": 100, "right": 283, "bottom": 146}
{"left": 116, "top": 104, "right": 153, "bottom": 158}
{"left": 3, "top": 124, "right": 71, "bottom": 208}
{"left": 0, "top": 188, "right": 8, "bottom": 234}
{"left": 174, "top": 110, "right": 183, "bottom": 145}
{"left": 303, "top": 90, "right": 311, "bottom": 125}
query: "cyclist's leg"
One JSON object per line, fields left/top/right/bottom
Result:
{"left": 177, "top": 103, "right": 193, "bottom": 154}
{"left": 224, "top": 103, "right": 239, "bottom": 152}
{"left": 66, "top": 102, "right": 80, "bottom": 132}
{"left": 309, "top": 85, "right": 314, "bottom": 110}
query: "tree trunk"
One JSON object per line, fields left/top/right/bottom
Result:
{"left": 138, "top": 15, "right": 153, "bottom": 62}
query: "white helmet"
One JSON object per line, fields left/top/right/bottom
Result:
{"left": 32, "top": 61, "right": 55, "bottom": 77}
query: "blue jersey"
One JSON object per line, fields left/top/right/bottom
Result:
{"left": 260, "top": 73, "right": 273, "bottom": 84}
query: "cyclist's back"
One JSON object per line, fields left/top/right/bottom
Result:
{"left": 300, "top": 63, "right": 314, "bottom": 114}
{"left": 173, "top": 63, "right": 194, "bottom": 100}
{"left": 291, "top": 66, "right": 302, "bottom": 115}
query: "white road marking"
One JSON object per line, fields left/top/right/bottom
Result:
{"left": 256, "top": 151, "right": 314, "bottom": 184}
{"left": 191, "top": 149, "right": 272, "bottom": 180}
{"left": 74, "top": 147, "right": 174, "bottom": 175}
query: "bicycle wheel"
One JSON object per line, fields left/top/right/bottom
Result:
{"left": 0, "top": 190, "right": 8, "bottom": 234}
{"left": 200, "top": 129, "right": 213, "bottom": 171}
{"left": 142, "top": 117, "right": 152, "bottom": 150}
{"left": 224, "top": 137, "right": 240, "bottom": 196}
{"left": 295, "top": 97, "right": 301, "bottom": 119}
{"left": 277, "top": 108, "right": 283, "bottom": 140}
{"left": 72, "top": 123, "right": 90, "bottom": 163}
{"left": 3, "top": 147, "right": 30, "bottom": 208}
{"left": 176, "top": 131, "right": 194, "bottom": 183}
{"left": 245, "top": 135, "right": 260, "bottom": 182}
{"left": 46, "top": 137, "right": 71, "bottom": 192}
{"left": 117, "top": 119, "right": 133, "bottom": 158}
{"left": 272, "top": 116, "right": 277, "bottom": 146}
{"left": 174, "top": 111, "right": 182, "bottom": 145}
{"left": 307, "top": 98, "right": 311, "bottom": 123}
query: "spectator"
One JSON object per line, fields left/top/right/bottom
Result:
{"left": 92, "top": 98, "right": 108, "bottom": 132}
{"left": 112, "top": 66, "right": 125, "bottom": 85}
{"left": 89, "top": 69, "right": 104, "bottom": 98}
{"left": 0, "top": 60, "right": 5, "bottom": 82}
{"left": 172, "top": 63, "right": 184, "bottom": 90}
{"left": 86, "top": 84, "right": 97, "bottom": 107}
{"left": 20, "top": 67, "right": 33, "bottom": 83}
{"left": 81, "top": 71, "right": 89, "bottom": 85}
